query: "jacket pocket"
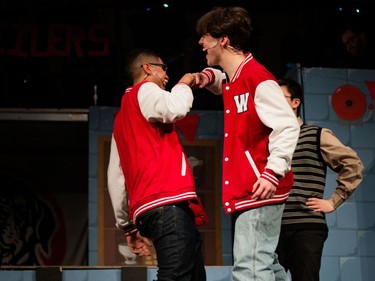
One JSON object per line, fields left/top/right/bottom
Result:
{"left": 181, "top": 152, "right": 187, "bottom": 176}
{"left": 244, "top": 150, "right": 260, "bottom": 178}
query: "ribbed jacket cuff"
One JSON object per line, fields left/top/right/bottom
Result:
{"left": 121, "top": 223, "right": 137, "bottom": 236}
{"left": 201, "top": 69, "right": 215, "bottom": 85}
{"left": 260, "top": 169, "right": 280, "bottom": 186}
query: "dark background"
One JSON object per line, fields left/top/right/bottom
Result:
{"left": 1, "top": 0, "right": 374, "bottom": 110}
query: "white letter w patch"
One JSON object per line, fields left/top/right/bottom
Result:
{"left": 234, "top": 92, "right": 249, "bottom": 113}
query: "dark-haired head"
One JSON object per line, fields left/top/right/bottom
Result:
{"left": 278, "top": 78, "right": 303, "bottom": 117}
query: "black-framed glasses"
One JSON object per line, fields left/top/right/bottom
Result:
{"left": 284, "top": 95, "right": 293, "bottom": 99}
{"left": 141, "top": 62, "right": 168, "bottom": 72}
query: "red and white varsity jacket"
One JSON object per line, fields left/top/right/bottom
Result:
{"left": 202, "top": 53, "right": 300, "bottom": 214}
{"left": 107, "top": 80, "right": 208, "bottom": 235}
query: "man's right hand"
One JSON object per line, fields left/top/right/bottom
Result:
{"left": 126, "top": 230, "right": 153, "bottom": 256}
{"left": 178, "top": 73, "right": 196, "bottom": 88}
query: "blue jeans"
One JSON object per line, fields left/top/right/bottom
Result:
{"left": 232, "top": 204, "right": 289, "bottom": 281}
{"left": 136, "top": 201, "right": 206, "bottom": 281}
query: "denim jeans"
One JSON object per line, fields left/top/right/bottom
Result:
{"left": 232, "top": 204, "right": 289, "bottom": 281}
{"left": 136, "top": 201, "right": 206, "bottom": 281}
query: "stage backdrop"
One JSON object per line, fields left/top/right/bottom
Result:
{"left": 292, "top": 67, "right": 375, "bottom": 281}
{"left": 0, "top": 110, "right": 89, "bottom": 265}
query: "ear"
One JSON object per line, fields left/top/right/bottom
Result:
{"left": 141, "top": 63, "right": 152, "bottom": 75}
{"left": 221, "top": 36, "right": 229, "bottom": 47}
{"left": 293, "top": 98, "right": 301, "bottom": 110}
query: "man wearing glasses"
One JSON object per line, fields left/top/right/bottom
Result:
{"left": 107, "top": 48, "right": 208, "bottom": 281}
{"left": 276, "top": 78, "right": 364, "bottom": 281}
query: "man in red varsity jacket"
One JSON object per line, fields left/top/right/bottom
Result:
{"left": 107, "top": 48, "right": 208, "bottom": 281}
{"left": 193, "top": 6, "right": 300, "bottom": 281}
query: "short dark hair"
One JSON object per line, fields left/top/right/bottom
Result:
{"left": 278, "top": 78, "right": 304, "bottom": 116}
{"left": 340, "top": 20, "right": 366, "bottom": 38}
{"left": 125, "top": 48, "right": 161, "bottom": 81}
{"left": 196, "top": 6, "right": 252, "bottom": 51}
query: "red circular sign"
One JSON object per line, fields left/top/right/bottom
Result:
{"left": 331, "top": 85, "right": 367, "bottom": 120}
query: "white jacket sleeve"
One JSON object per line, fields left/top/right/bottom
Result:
{"left": 201, "top": 67, "right": 226, "bottom": 95}
{"left": 138, "top": 82, "right": 194, "bottom": 123}
{"left": 255, "top": 80, "right": 300, "bottom": 176}
{"left": 107, "top": 135, "right": 135, "bottom": 233}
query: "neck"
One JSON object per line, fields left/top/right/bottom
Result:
{"left": 221, "top": 51, "right": 246, "bottom": 80}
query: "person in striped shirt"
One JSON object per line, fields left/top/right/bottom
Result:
{"left": 276, "top": 78, "right": 364, "bottom": 281}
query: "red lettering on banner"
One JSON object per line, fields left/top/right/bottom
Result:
{"left": 70, "top": 25, "right": 85, "bottom": 57}
{"left": 88, "top": 25, "right": 109, "bottom": 56}
{"left": 30, "top": 25, "right": 48, "bottom": 57}
{"left": 0, "top": 22, "right": 110, "bottom": 57}
{"left": 7, "top": 24, "right": 29, "bottom": 57}
{"left": 48, "top": 24, "right": 70, "bottom": 56}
